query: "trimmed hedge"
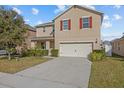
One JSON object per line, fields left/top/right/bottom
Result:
{"left": 51, "top": 49, "right": 58, "bottom": 57}
{"left": 42, "top": 50, "right": 49, "bottom": 56}
{"left": 21, "top": 49, "right": 29, "bottom": 57}
{"left": 89, "top": 50, "right": 106, "bottom": 62}
{"left": 21, "top": 49, "right": 48, "bottom": 57}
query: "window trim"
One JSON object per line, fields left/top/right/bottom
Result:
{"left": 62, "top": 19, "right": 69, "bottom": 31}
{"left": 82, "top": 16, "right": 90, "bottom": 29}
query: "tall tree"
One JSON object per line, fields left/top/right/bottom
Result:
{"left": 0, "top": 6, "right": 27, "bottom": 60}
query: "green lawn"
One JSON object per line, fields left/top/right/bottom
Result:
{"left": 0, "top": 56, "right": 50, "bottom": 74}
{"left": 89, "top": 56, "right": 124, "bottom": 88}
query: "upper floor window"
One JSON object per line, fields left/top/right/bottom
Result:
{"left": 83, "top": 17, "right": 90, "bottom": 28}
{"left": 60, "top": 19, "right": 71, "bottom": 31}
{"left": 80, "top": 16, "right": 92, "bottom": 29}
{"left": 63, "top": 20, "right": 69, "bottom": 30}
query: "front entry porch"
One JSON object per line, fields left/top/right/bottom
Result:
{"left": 31, "top": 36, "right": 54, "bottom": 55}
{"left": 36, "top": 40, "right": 54, "bottom": 50}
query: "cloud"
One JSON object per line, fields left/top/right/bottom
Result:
{"left": 102, "top": 35, "right": 121, "bottom": 41}
{"left": 102, "top": 31, "right": 123, "bottom": 41}
{"left": 103, "top": 15, "right": 110, "bottom": 21}
{"left": 82, "top": 5, "right": 96, "bottom": 10}
{"left": 32, "top": 8, "right": 39, "bottom": 15}
{"left": 37, "top": 21, "right": 43, "bottom": 25}
{"left": 12, "top": 7, "right": 22, "bottom": 14}
{"left": 25, "top": 19, "right": 30, "bottom": 22}
{"left": 54, "top": 5, "right": 67, "bottom": 14}
{"left": 114, "top": 5, "right": 121, "bottom": 9}
{"left": 113, "top": 14, "right": 122, "bottom": 20}
{"left": 102, "top": 21, "right": 112, "bottom": 29}
{"left": 24, "top": 19, "right": 30, "bottom": 24}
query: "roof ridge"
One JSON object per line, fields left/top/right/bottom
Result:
{"left": 35, "top": 21, "right": 54, "bottom": 27}
{"left": 53, "top": 5, "right": 103, "bottom": 20}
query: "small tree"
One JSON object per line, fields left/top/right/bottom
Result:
{"left": 0, "top": 7, "right": 27, "bottom": 60}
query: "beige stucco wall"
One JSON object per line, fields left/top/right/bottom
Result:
{"left": 112, "top": 39, "right": 124, "bottom": 56}
{"left": 54, "top": 6, "right": 102, "bottom": 50}
{"left": 36, "top": 26, "right": 53, "bottom": 37}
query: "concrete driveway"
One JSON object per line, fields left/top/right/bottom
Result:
{"left": 0, "top": 57, "right": 91, "bottom": 88}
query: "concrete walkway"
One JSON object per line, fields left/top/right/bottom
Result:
{"left": 0, "top": 57, "right": 92, "bottom": 88}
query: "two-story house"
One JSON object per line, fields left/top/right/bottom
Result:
{"left": 31, "top": 5, "right": 103, "bottom": 57}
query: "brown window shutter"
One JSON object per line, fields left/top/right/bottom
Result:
{"left": 68, "top": 19, "right": 71, "bottom": 30}
{"left": 89, "top": 16, "right": 92, "bottom": 28}
{"left": 60, "top": 20, "right": 62, "bottom": 31}
{"left": 80, "top": 18, "right": 82, "bottom": 29}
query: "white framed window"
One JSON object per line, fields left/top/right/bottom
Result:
{"left": 82, "top": 17, "right": 90, "bottom": 28}
{"left": 62, "top": 20, "right": 68, "bottom": 30}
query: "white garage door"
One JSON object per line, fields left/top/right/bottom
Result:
{"left": 59, "top": 43, "right": 92, "bottom": 57}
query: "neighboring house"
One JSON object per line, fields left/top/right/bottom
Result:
{"left": 103, "top": 41, "right": 112, "bottom": 56}
{"left": 112, "top": 37, "right": 124, "bottom": 56}
{"left": 31, "top": 5, "right": 103, "bottom": 57}
{"left": 24, "top": 24, "right": 36, "bottom": 49}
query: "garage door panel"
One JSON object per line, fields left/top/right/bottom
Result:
{"left": 60, "top": 44, "right": 76, "bottom": 57}
{"left": 76, "top": 44, "right": 92, "bottom": 57}
{"left": 59, "top": 43, "right": 92, "bottom": 57}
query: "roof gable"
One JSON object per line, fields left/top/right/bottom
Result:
{"left": 53, "top": 5, "right": 103, "bottom": 22}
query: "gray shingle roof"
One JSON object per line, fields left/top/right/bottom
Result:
{"left": 35, "top": 22, "right": 54, "bottom": 28}
{"left": 25, "top": 24, "right": 36, "bottom": 31}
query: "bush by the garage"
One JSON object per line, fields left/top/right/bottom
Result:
{"left": 89, "top": 49, "right": 106, "bottom": 62}
{"left": 51, "top": 49, "right": 58, "bottom": 57}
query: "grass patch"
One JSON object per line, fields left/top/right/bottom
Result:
{"left": 89, "top": 56, "right": 124, "bottom": 88}
{"left": 0, "top": 56, "right": 50, "bottom": 74}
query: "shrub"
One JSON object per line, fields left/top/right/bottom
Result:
{"left": 21, "top": 49, "right": 28, "bottom": 57}
{"left": 89, "top": 50, "right": 106, "bottom": 62}
{"left": 28, "top": 49, "right": 36, "bottom": 56}
{"left": 21, "top": 49, "right": 49, "bottom": 57}
{"left": 42, "top": 50, "right": 49, "bottom": 56}
{"left": 35, "top": 49, "right": 42, "bottom": 56}
{"left": 51, "top": 49, "right": 58, "bottom": 57}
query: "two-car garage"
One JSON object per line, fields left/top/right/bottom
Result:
{"left": 59, "top": 42, "right": 93, "bottom": 58}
